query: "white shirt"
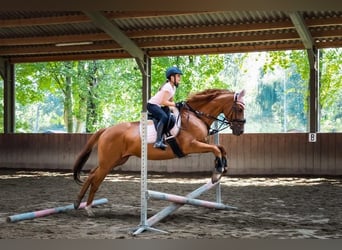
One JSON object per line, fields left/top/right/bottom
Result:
{"left": 148, "top": 82, "right": 175, "bottom": 106}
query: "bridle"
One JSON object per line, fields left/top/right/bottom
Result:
{"left": 182, "top": 92, "right": 246, "bottom": 135}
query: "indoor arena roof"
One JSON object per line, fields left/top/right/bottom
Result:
{"left": 0, "top": 10, "right": 341, "bottom": 63}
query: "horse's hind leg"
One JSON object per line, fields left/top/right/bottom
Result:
{"left": 84, "top": 157, "right": 129, "bottom": 216}
{"left": 74, "top": 166, "right": 98, "bottom": 209}
{"left": 84, "top": 167, "right": 110, "bottom": 216}
{"left": 75, "top": 156, "right": 129, "bottom": 216}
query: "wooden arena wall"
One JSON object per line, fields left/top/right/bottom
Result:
{"left": 0, "top": 133, "right": 341, "bottom": 176}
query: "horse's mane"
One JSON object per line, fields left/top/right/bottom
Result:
{"left": 186, "top": 89, "right": 233, "bottom": 105}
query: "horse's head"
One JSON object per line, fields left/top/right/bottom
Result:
{"left": 184, "top": 88, "right": 246, "bottom": 136}
{"left": 223, "top": 89, "right": 246, "bottom": 136}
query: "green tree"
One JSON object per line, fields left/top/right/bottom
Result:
{"left": 95, "top": 59, "right": 142, "bottom": 125}
{"left": 152, "top": 54, "right": 228, "bottom": 103}
{"left": 264, "top": 48, "right": 342, "bottom": 132}
{"left": 319, "top": 48, "right": 342, "bottom": 131}
{"left": 15, "top": 62, "right": 62, "bottom": 132}
{"left": 15, "top": 59, "right": 142, "bottom": 132}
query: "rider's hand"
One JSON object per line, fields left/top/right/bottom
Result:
{"left": 175, "top": 101, "right": 185, "bottom": 110}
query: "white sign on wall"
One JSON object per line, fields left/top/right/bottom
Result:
{"left": 308, "top": 133, "right": 317, "bottom": 142}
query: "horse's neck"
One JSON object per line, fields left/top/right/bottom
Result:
{"left": 202, "top": 102, "right": 220, "bottom": 116}
{"left": 189, "top": 98, "right": 225, "bottom": 125}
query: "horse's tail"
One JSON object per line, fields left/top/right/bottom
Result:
{"left": 73, "top": 128, "right": 107, "bottom": 185}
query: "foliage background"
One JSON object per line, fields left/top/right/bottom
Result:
{"left": 0, "top": 49, "right": 341, "bottom": 133}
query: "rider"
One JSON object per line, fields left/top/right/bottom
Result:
{"left": 147, "top": 66, "right": 183, "bottom": 150}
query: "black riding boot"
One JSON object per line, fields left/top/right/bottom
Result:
{"left": 154, "top": 122, "right": 167, "bottom": 150}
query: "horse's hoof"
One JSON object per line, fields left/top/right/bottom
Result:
{"left": 211, "top": 169, "right": 223, "bottom": 184}
{"left": 85, "top": 205, "right": 95, "bottom": 217}
{"left": 74, "top": 200, "right": 80, "bottom": 209}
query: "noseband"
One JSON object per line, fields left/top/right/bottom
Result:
{"left": 230, "top": 92, "right": 246, "bottom": 127}
{"left": 183, "top": 92, "right": 246, "bottom": 135}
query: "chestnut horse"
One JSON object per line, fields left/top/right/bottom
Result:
{"left": 73, "top": 88, "right": 246, "bottom": 215}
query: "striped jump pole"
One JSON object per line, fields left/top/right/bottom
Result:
{"left": 6, "top": 198, "right": 108, "bottom": 223}
{"left": 145, "top": 181, "right": 237, "bottom": 229}
{"left": 147, "top": 190, "right": 237, "bottom": 210}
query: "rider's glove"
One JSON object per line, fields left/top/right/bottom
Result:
{"left": 175, "top": 101, "right": 185, "bottom": 110}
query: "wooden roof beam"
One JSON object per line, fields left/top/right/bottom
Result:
{"left": 288, "top": 11, "right": 314, "bottom": 49}
{"left": 83, "top": 11, "right": 145, "bottom": 62}
{"left": 0, "top": 11, "right": 205, "bottom": 28}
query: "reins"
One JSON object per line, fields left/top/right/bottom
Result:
{"left": 183, "top": 102, "right": 231, "bottom": 135}
{"left": 177, "top": 92, "right": 246, "bottom": 135}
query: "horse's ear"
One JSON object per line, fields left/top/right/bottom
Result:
{"left": 238, "top": 89, "right": 246, "bottom": 101}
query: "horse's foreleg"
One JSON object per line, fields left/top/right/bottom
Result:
{"left": 217, "top": 145, "right": 228, "bottom": 173}
{"left": 185, "top": 140, "right": 225, "bottom": 183}
{"left": 187, "top": 140, "right": 222, "bottom": 156}
{"left": 212, "top": 156, "right": 225, "bottom": 183}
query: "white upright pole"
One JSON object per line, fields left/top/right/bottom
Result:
{"left": 136, "top": 111, "right": 149, "bottom": 231}
{"left": 132, "top": 55, "right": 165, "bottom": 235}
{"left": 213, "top": 121, "right": 222, "bottom": 203}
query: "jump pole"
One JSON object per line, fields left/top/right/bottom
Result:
{"left": 146, "top": 181, "right": 236, "bottom": 228}
{"left": 6, "top": 198, "right": 108, "bottom": 223}
{"left": 147, "top": 190, "right": 237, "bottom": 210}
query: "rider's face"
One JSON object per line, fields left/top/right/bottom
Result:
{"left": 172, "top": 74, "right": 181, "bottom": 84}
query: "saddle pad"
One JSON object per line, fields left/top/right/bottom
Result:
{"left": 140, "top": 108, "right": 181, "bottom": 144}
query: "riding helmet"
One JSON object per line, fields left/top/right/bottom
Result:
{"left": 166, "top": 66, "right": 183, "bottom": 79}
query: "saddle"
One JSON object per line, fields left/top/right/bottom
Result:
{"left": 147, "top": 106, "right": 176, "bottom": 136}
{"left": 142, "top": 106, "right": 185, "bottom": 157}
